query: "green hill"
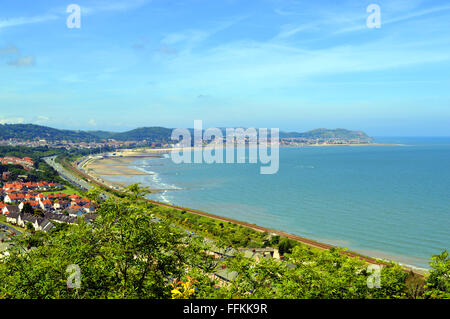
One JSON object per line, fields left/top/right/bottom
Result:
{"left": 111, "top": 127, "right": 173, "bottom": 142}
{"left": 0, "top": 124, "right": 373, "bottom": 143}
{"left": 0, "top": 124, "right": 99, "bottom": 142}
{"left": 296, "top": 128, "right": 373, "bottom": 141}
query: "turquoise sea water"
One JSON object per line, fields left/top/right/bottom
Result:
{"left": 105, "top": 137, "right": 450, "bottom": 270}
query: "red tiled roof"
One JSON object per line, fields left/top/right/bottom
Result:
{"left": 22, "top": 200, "right": 39, "bottom": 207}
{"left": 8, "top": 194, "right": 26, "bottom": 200}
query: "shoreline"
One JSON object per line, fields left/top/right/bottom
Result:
{"left": 74, "top": 152, "right": 429, "bottom": 275}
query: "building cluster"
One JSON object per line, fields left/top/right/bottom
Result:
{"left": 0, "top": 181, "right": 98, "bottom": 233}
{"left": 0, "top": 156, "right": 34, "bottom": 170}
{"left": 279, "top": 137, "right": 372, "bottom": 146}
{"left": 0, "top": 138, "right": 149, "bottom": 150}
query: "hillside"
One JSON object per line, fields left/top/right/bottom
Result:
{"left": 0, "top": 124, "right": 99, "bottom": 142}
{"left": 297, "top": 128, "right": 373, "bottom": 141}
{"left": 110, "top": 127, "right": 173, "bottom": 142}
{"left": 0, "top": 124, "right": 373, "bottom": 143}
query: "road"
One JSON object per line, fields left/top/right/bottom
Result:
{"left": 0, "top": 222, "right": 22, "bottom": 234}
{"left": 43, "top": 156, "right": 109, "bottom": 200}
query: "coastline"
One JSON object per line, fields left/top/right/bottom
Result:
{"left": 76, "top": 150, "right": 429, "bottom": 276}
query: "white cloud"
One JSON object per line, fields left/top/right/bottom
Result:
{"left": 275, "top": 23, "right": 318, "bottom": 39}
{"left": 0, "top": 45, "right": 20, "bottom": 55}
{"left": 153, "top": 34, "right": 450, "bottom": 96}
{"left": 33, "top": 116, "right": 51, "bottom": 125}
{"left": 160, "top": 16, "right": 246, "bottom": 53}
{"left": 0, "top": 117, "right": 25, "bottom": 124}
{"left": 7, "top": 56, "right": 35, "bottom": 67}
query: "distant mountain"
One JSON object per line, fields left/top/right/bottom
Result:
{"left": 296, "top": 128, "right": 373, "bottom": 141}
{"left": 0, "top": 124, "right": 373, "bottom": 143}
{"left": 0, "top": 124, "right": 99, "bottom": 142}
{"left": 110, "top": 127, "right": 173, "bottom": 142}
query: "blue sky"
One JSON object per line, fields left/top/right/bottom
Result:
{"left": 1, "top": 0, "right": 449, "bottom": 136}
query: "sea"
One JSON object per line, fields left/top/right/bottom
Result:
{"left": 102, "top": 137, "right": 450, "bottom": 270}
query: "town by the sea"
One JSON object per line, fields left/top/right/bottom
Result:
{"left": 103, "top": 137, "right": 450, "bottom": 270}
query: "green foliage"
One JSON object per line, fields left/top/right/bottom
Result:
{"left": 297, "top": 128, "right": 372, "bottom": 141}
{"left": 110, "top": 127, "right": 173, "bottom": 142}
{"left": 156, "top": 207, "right": 267, "bottom": 248}
{"left": 0, "top": 124, "right": 101, "bottom": 142}
{"left": 0, "top": 188, "right": 210, "bottom": 299}
{"left": 0, "top": 124, "right": 173, "bottom": 143}
{"left": 0, "top": 184, "right": 446, "bottom": 300}
{"left": 424, "top": 250, "right": 450, "bottom": 299}
{"left": 85, "top": 187, "right": 102, "bottom": 203}
{"left": 124, "top": 183, "right": 151, "bottom": 200}
{"left": 278, "top": 239, "right": 296, "bottom": 256}
{"left": 217, "top": 244, "right": 410, "bottom": 299}
{"left": 20, "top": 203, "right": 34, "bottom": 215}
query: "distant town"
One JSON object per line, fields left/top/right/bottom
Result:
{"left": 0, "top": 124, "right": 374, "bottom": 150}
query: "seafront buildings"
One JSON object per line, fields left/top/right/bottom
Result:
{"left": 0, "top": 180, "right": 98, "bottom": 233}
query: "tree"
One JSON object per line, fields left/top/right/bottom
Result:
{"left": 278, "top": 239, "right": 295, "bottom": 256}
{"left": 0, "top": 185, "right": 208, "bottom": 299}
{"left": 85, "top": 187, "right": 102, "bottom": 203}
{"left": 125, "top": 183, "right": 150, "bottom": 200}
{"left": 20, "top": 203, "right": 34, "bottom": 215}
{"left": 424, "top": 250, "right": 450, "bottom": 299}
{"left": 25, "top": 222, "right": 34, "bottom": 232}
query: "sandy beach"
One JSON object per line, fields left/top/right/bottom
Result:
{"left": 82, "top": 156, "right": 156, "bottom": 188}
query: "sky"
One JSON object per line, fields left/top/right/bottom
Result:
{"left": 0, "top": 0, "right": 450, "bottom": 136}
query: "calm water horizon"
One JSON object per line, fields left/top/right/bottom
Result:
{"left": 103, "top": 137, "right": 450, "bottom": 270}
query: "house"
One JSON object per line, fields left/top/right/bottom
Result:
{"left": 240, "top": 248, "right": 281, "bottom": 261}
{"left": 38, "top": 218, "right": 54, "bottom": 232}
{"left": 25, "top": 193, "right": 38, "bottom": 201}
{"left": 4, "top": 193, "right": 26, "bottom": 204}
{"left": 6, "top": 211, "right": 20, "bottom": 224}
{"left": 2, "top": 205, "right": 20, "bottom": 216}
{"left": 36, "top": 193, "right": 48, "bottom": 201}
{"left": 68, "top": 205, "right": 84, "bottom": 216}
{"left": 39, "top": 199, "right": 53, "bottom": 211}
{"left": 69, "top": 194, "right": 82, "bottom": 201}
{"left": 82, "top": 203, "right": 96, "bottom": 213}
{"left": 53, "top": 200, "right": 70, "bottom": 210}
{"left": 44, "top": 212, "right": 77, "bottom": 224}
{"left": 18, "top": 201, "right": 40, "bottom": 211}
{"left": 63, "top": 208, "right": 81, "bottom": 217}
{"left": 16, "top": 213, "right": 54, "bottom": 232}
{"left": 17, "top": 213, "right": 36, "bottom": 228}
{"left": 73, "top": 198, "right": 89, "bottom": 206}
